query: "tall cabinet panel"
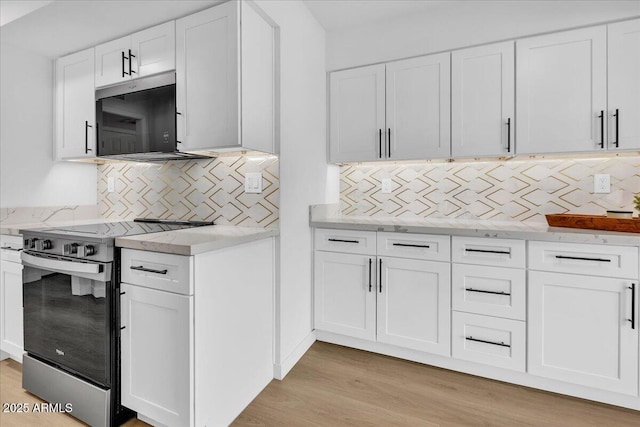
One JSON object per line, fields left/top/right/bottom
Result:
{"left": 452, "top": 42, "right": 514, "bottom": 158}
{"left": 329, "top": 65, "right": 386, "bottom": 162}
{"left": 516, "top": 26, "right": 607, "bottom": 154}
{"left": 608, "top": 18, "right": 640, "bottom": 151}
{"left": 176, "top": 1, "right": 240, "bottom": 151}
{"left": 55, "top": 48, "right": 95, "bottom": 159}
{"left": 386, "top": 53, "right": 451, "bottom": 160}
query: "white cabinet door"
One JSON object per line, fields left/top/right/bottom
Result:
{"left": 329, "top": 65, "right": 386, "bottom": 162}
{"left": 386, "top": 53, "right": 451, "bottom": 160}
{"left": 55, "top": 48, "right": 96, "bottom": 159}
{"left": 0, "top": 260, "right": 23, "bottom": 362}
{"left": 608, "top": 18, "right": 640, "bottom": 151}
{"left": 95, "top": 22, "right": 175, "bottom": 88}
{"left": 95, "top": 36, "right": 131, "bottom": 87}
{"left": 131, "top": 21, "right": 175, "bottom": 79}
{"left": 516, "top": 26, "right": 607, "bottom": 154}
{"left": 452, "top": 42, "right": 514, "bottom": 158}
{"left": 314, "top": 252, "right": 376, "bottom": 341}
{"left": 176, "top": 1, "right": 240, "bottom": 151}
{"left": 121, "top": 284, "right": 193, "bottom": 426}
{"left": 377, "top": 257, "right": 451, "bottom": 355}
{"left": 529, "top": 271, "right": 638, "bottom": 395}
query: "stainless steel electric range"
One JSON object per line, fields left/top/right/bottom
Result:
{"left": 19, "top": 219, "right": 212, "bottom": 426}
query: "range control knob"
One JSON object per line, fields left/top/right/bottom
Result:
{"left": 27, "top": 238, "right": 37, "bottom": 249}
{"left": 77, "top": 245, "right": 96, "bottom": 257}
{"left": 63, "top": 243, "right": 78, "bottom": 256}
{"left": 34, "top": 239, "right": 52, "bottom": 251}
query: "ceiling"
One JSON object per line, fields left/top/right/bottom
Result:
{"left": 0, "top": 0, "right": 221, "bottom": 58}
{"left": 304, "top": 0, "right": 481, "bottom": 32}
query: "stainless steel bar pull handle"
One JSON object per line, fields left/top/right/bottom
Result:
{"left": 388, "top": 128, "right": 391, "bottom": 158}
{"left": 122, "top": 51, "right": 126, "bottom": 77}
{"left": 378, "top": 129, "right": 382, "bottom": 159}
{"left": 1, "top": 246, "right": 22, "bottom": 252}
{"left": 465, "top": 336, "right": 511, "bottom": 348}
{"left": 632, "top": 283, "right": 636, "bottom": 329}
{"left": 130, "top": 265, "right": 168, "bottom": 275}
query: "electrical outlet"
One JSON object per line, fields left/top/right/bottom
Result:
{"left": 244, "top": 173, "right": 263, "bottom": 194}
{"left": 593, "top": 174, "right": 610, "bottom": 194}
{"left": 107, "top": 176, "right": 115, "bottom": 193}
{"left": 381, "top": 179, "right": 392, "bottom": 194}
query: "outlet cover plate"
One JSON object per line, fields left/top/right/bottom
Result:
{"left": 381, "top": 178, "right": 392, "bottom": 194}
{"left": 594, "top": 174, "right": 610, "bottom": 194}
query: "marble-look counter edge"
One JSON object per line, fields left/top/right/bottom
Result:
{"left": 310, "top": 218, "right": 640, "bottom": 246}
{"left": 116, "top": 228, "right": 279, "bottom": 255}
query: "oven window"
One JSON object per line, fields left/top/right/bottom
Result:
{"left": 23, "top": 267, "right": 111, "bottom": 387}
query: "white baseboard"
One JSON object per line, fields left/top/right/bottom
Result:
{"left": 274, "top": 331, "right": 316, "bottom": 380}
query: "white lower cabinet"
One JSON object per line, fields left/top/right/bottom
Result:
{"left": 314, "top": 251, "right": 376, "bottom": 341}
{"left": 121, "top": 283, "right": 193, "bottom": 427}
{"left": 528, "top": 271, "right": 638, "bottom": 395}
{"left": 1, "top": 235, "right": 24, "bottom": 363}
{"left": 378, "top": 257, "right": 450, "bottom": 355}
{"left": 452, "top": 312, "right": 525, "bottom": 372}
{"left": 314, "top": 229, "right": 451, "bottom": 357}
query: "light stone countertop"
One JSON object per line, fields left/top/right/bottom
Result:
{"left": 115, "top": 225, "right": 279, "bottom": 255}
{"left": 2, "top": 218, "right": 117, "bottom": 237}
{"left": 310, "top": 205, "right": 640, "bottom": 246}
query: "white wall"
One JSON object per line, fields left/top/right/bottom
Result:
{"left": 0, "top": 42, "right": 97, "bottom": 208}
{"left": 255, "top": 0, "right": 337, "bottom": 376}
{"left": 327, "top": 0, "right": 640, "bottom": 70}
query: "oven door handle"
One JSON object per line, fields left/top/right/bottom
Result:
{"left": 21, "top": 252, "right": 105, "bottom": 277}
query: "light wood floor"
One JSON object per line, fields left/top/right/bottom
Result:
{"left": 233, "top": 342, "right": 640, "bottom": 427}
{"left": 3, "top": 343, "right": 640, "bottom": 426}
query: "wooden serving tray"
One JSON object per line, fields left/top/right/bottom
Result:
{"left": 546, "top": 214, "right": 640, "bottom": 234}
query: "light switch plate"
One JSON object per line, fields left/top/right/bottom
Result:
{"left": 381, "top": 178, "right": 392, "bottom": 194}
{"left": 245, "top": 173, "right": 263, "bottom": 194}
{"left": 593, "top": 174, "right": 610, "bottom": 194}
{"left": 107, "top": 176, "right": 115, "bottom": 193}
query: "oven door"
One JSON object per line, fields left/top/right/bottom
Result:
{"left": 21, "top": 251, "right": 113, "bottom": 388}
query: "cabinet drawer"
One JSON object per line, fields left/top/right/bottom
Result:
{"left": 528, "top": 241, "right": 639, "bottom": 279}
{"left": 452, "top": 236, "right": 525, "bottom": 268}
{"left": 314, "top": 229, "right": 376, "bottom": 255}
{"left": 1, "top": 235, "right": 23, "bottom": 263}
{"left": 121, "top": 249, "right": 193, "bottom": 295}
{"left": 377, "top": 232, "right": 450, "bottom": 262}
{"left": 452, "top": 264, "right": 525, "bottom": 320}
{"left": 452, "top": 312, "right": 526, "bottom": 372}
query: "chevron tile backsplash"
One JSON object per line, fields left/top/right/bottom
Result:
{"left": 340, "top": 156, "right": 640, "bottom": 223}
{"left": 98, "top": 156, "right": 279, "bottom": 227}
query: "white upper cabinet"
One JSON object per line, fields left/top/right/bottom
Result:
{"left": 386, "top": 53, "right": 451, "bottom": 160}
{"left": 452, "top": 42, "right": 514, "bottom": 158}
{"left": 329, "top": 65, "right": 386, "bottom": 162}
{"left": 608, "top": 18, "right": 640, "bottom": 151}
{"left": 55, "top": 48, "right": 96, "bottom": 159}
{"left": 516, "top": 26, "right": 607, "bottom": 154}
{"left": 95, "top": 21, "right": 175, "bottom": 88}
{"left": 329, "top": 53, "right": 450, "bottom": 163}
{"left": 176, "top": 1, "right": 277, "bottom": 154}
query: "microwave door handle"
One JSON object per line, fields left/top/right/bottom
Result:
{"left": 21, "top": 252, "right": 105, "bottom": 278}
